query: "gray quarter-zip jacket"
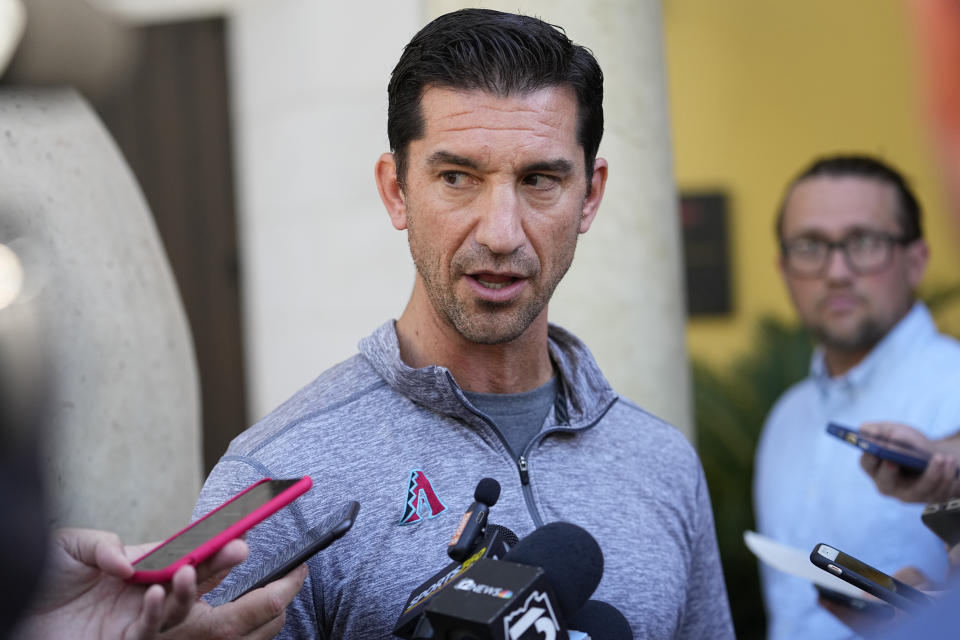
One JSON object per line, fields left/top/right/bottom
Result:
{"left": 193, "top": 321, "right": 734, "bottom": 639}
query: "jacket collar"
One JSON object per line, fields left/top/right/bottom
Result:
{"left": 358, "top": 321, "right": 617, "bottom": 429}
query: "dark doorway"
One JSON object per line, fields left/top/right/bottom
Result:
{"left": 93, "top": 19, "right": 248, "bottom": 475}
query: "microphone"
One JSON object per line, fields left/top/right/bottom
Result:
{"left": 502, "top": 522, "right": 603, "bottom": 619}
{"left": 411, "top": 521, "right": 603, "bottom": 640}
{"left": 567, "top": 600, "right": 633, "bottom": 640}
{"left": 448, "top": 478, "right": 501, "bottom": 562}
{"left": 393, "top": 523, "right": 517, "bottom": 639}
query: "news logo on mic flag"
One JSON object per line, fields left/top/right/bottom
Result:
{"left": 503, "top": 589, "right": 562, "bottom": 639}
{"left": 453, "top": 576, "right": 513, "bottom": 599}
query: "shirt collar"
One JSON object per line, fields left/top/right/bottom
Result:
{"left": 810, "top": 302, "right": 936, "bottom": 392}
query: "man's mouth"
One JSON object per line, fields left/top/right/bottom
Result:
{"left": 821, "top": 292, "right": 861, "bottom": 311}
{"left": 473, "top": 273, "right": 520, "bottom": 290}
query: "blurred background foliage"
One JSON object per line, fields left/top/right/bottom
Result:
{"left": 693, "top": 281, "right": 960, "bottom": 639}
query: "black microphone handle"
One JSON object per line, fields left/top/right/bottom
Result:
{"left": 447, "top": 478, "right": 500, "bottom": 562}
{"left": 447, "top": 501, "right": 490, "bottom": 562}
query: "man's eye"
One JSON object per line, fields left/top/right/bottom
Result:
{"left": 791, "top": 238, "right": 824, "bottom": 255}
{"left": 440, "top": 171, "right": 469, "bottom": 187}
{"left": 522, "top": 174, "right": 560, "bottom": 190}
{"left": 847, "top": 233, "right": 882, "bottom": 251}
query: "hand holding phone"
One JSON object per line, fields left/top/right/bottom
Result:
{"left": 814, "top": 584, "right": 895, "bottom": 619}
{"left": 922, "top": 499, "right": 960, "bottom": 546}
{"left": 130, "top": 476, "right": 312, "bottom": 583}
{"left": 810, "top": 543, "right": 935, "bottom": 612}
{"left": 826, "top": 423, "right": 931, "bottom": 475}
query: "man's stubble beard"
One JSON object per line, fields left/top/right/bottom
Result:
{"left": 810, "top": 316, "right": 887, "bottom": 355}
{"left": 405, "top": 210, "right": 580, "bottom": 346}
{"left": 808, "top": 294, "right": 914, "bottom": 355}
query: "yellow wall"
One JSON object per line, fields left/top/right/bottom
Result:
{"left": 663, "top": 0, "right": 960, "bottom": 368}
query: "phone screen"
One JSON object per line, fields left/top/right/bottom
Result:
{"left": 134, "top": 479, "right": 301, "bottom": 571}
{"left": 831, "top": 548, "right": 898, "bottom": 591}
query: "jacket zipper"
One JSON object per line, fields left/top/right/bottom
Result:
{"left": 516, "top": 454, "right": 543, "bottom": 528}
{"left": 445, "top": 370, "right": 617, "bottom": 528}
{"left": 518, "top": 455, "right": 530, "bottom": 485}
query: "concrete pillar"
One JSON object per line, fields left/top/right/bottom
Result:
{"left": 0, "top": 87, "right": 202, "bottom": 541}
{"left": 226, "top": 0, "right": 420, "bottom": 420}
{"left": 426, "top": 0, "right": 693, "bottom": 437}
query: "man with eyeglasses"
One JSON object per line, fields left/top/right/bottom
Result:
{"left": 753, "top": 154, "right": 960, "bottom": 640}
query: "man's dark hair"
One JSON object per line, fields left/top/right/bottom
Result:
{"left": 775, "top": 154, "right": 924, "bottom": 243}
{"left": 387, "top": 8, "right": 604, "bottom": 188}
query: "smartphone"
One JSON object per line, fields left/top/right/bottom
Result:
{"left": 130, "top": 476, "right": 313, "bottom": 583}
{"left": 810, "top": 543, "right": 935, "bottom": 612}
{"left": 814, "top": 584, "right": 895, "bottom": 619}
{"left": 208, "top": 500, "right": 360, "bottom": 605}
{"left": 826, "top": 422, "right": 930, "bottom": 475}
{"left": 922, "top": 499, "right": 960, "bottom": 546}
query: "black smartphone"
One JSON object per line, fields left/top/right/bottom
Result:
{"left": 922, "top": 499, "right": 960, "bottom": 546}
{"left": 814, "top": 584, "right": 895, "bottom": 619}
{"left": 209, "top": 500, "right": 360, "bottom": 605}
{"left": 810, "top": 543, "right": 935, "bottom": 612}
{"left": 826, "top": 423, "right": 931, "bottom": 475}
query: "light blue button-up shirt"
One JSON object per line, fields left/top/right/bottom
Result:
{"left": 754, "top": 302, "right": 960, "bottom": 640}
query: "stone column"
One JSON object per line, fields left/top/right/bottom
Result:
{"left": 0, "top": 88, "right": 202, "bottom": 541}
{"left": 426, "top": 0, "right": 693, "bottom": 437}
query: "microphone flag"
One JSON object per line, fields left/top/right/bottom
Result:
{"left": 393, "top": 525, "right": 513, "bottom": 639}
{"left": 413, "top": 558, "right": 568, "bottom": 640}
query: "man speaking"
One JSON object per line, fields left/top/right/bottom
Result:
{"left": 193, "top": 9, "right": 733, "bottom": 638}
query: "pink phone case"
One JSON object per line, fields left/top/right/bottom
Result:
{"left": 129, "top": 476, "right": 313, "bottom": 583}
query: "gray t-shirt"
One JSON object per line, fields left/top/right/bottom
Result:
{"left": 464, "top": 378, "right": 557, "bottom": 457}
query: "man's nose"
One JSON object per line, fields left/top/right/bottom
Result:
{"left": 474, "top": 184, "right": 526, "bottom": 255}
{"left": 824, "top": 244, "right": 854, "bottom": 281}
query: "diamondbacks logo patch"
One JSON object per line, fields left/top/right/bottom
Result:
{"left": 399, "top": 469, "right": 447, "bottom": 525}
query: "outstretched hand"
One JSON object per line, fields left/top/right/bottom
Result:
{"left": 17, "top": 528, "right": 250, "bottom": 639}
{"left": 859, "top": 422, "right": 960, "bottom": 504}
{"left": 156, "top": 564, "right": 308, "bottom": 640}
{"left": 818, "top": 566, "right": 932, "bottom": 637}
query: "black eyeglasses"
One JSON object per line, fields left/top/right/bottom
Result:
{"left": 781, "top": 230, "right": 914, "bottom": 277}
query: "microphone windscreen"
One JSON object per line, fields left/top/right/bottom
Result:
{"left": 487, "top": 523, "right": 518, "bottom": 547}
{"left": 503, "top": 521, "right": 603, "bottom": 618}
{"left": 567, "top": 599, "right": 633, "bottom": 640}
{"left": 474, "top": 477, "right": 500, "bottom": 506}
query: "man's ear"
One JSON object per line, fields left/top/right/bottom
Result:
{"left": 375, "top": 152, "right": 407, "bottom": 230}
{"left": 578, "top": 158, "right": 608, "bottom": 234}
